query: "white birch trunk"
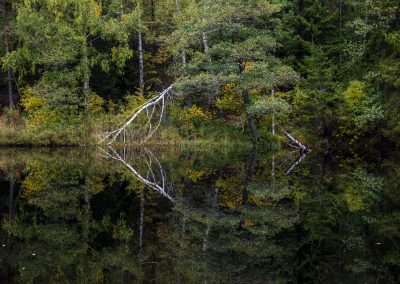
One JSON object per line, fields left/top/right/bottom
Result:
{"left": 139, "top": 189, "right": 144, "bottom": 249}
{"left": 272, "top": 88, "right": 275, "bottom": 136}
{"left": 82, "top": 37, "right": 90, "bottom": 108}
{"left": 202, "top": 32, "right": 209, "bottom": 52}
{"left": 175, "top": 0, "right": 187, "bottom": 66}
{"left": 137, "top": 0, "right": 145, "bottom": 96}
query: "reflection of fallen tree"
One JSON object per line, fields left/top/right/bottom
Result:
{"left": 99, "top": 146, "right": 174, "bottom": 202}
{"left": 285, "top": 152, "right": 308, "bottom": 175}
{"left": 272, "top": 150, "right": 309, "bottom": 176}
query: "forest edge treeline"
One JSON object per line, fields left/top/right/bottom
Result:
{"left": 0, "top": 0, "right": 399, "bottom": 154}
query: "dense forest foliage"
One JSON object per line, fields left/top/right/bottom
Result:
{"left": 1, "top": 0, "right": 399, "bottom": 151}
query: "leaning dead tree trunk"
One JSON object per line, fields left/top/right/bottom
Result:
{"left": 278, "top": 125, "right": 308, "bottom": 153}
{"left": 99, "top": 85, "right": 173, "bottom": 145}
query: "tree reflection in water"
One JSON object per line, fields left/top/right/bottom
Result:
{"left": 0, "top": 147, "right": 399, "bottom": 283}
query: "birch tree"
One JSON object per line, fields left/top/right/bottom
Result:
{"left": 3, "top": 0, "right": 138, "bottom": 124}
{"left": 136, "top": 0, "right": 145, "bottom": 96}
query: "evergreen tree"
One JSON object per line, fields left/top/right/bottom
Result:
{"left": 169, "top": 0, "right": 298, "bottom": 141}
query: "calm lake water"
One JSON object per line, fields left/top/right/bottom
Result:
{"left": 0, "top": 147, "right": 399, "bottom": 283}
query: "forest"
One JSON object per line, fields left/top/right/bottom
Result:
{"left": 1, "top": 0, "right": 400, "bottom": 151}
{"left": 2, "top": 1, "right": 400, "bottom": 282}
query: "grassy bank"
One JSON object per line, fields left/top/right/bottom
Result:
{"left": 0, "top": 122, "right": 94, "bottom": 147}
{"left": 0, "top": 119, "right": 258, "bottom": 148}
{"left": 0, "top": 109, "right": 283, "bottom": 150}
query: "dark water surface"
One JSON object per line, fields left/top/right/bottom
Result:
{"left": 0, "top": 147, "right": 399, "bottom": 283}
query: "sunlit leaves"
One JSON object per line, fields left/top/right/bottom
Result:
{"left": 3, "top": 0, "right": 137, "bottom": 124}
{"left": 110, "top": 45, "right": 134, "bottom": 71}
{"left": 248, "top": 96, "right": 290, "bottom": 116}
{"left": 342, "top": 81, "right": 383, "bottom": 129}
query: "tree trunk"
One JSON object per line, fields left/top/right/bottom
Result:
{"left": 202, "top": 32, "right": 209, "bottom": 52}
{"left": 9, "top": 173, "right": 14, "bottom": 218}
{"left": 150, "top": 0, "right": 157, "bottom": 54}
{"left": 339, "top": 0, "right": 343, "bottom": 63}
{"left": 83, "top": 191, "right": 91, "bottom": 240}
{"left": 137, "top": 0, "right": 145, "bottom": 96}
{"left": 139, "top": 189, "right": 144, "bottom": 249}
{"left": 272, "top": 88, "right": 275, "bottom": 136}
{"left": 82, "top": 37, "right": 90, "bottom": 109}
{"left": 5, "top": 172, "right": 14, "bottom": 284}
{"left": 272, "top": 154, "right": 275, "bottom": 177}
{"left": 242, "top": 89, "right": 257, "bottom": 142}
{"left": 239, "top": 63, "right": 257, "bottom": 142}
{"left": 175, "top": 0, "right": 187, "bottom": 66}
{"left": 150, "top": 0, "right": 156, "bottom": 23}
{"left": 2, "top": 0, "right": 14, "bottom": 107}
{"left": 242, "top": 151, "right": 257, "bottom": 205}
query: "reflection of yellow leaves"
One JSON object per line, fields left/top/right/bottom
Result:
{"left": 244, "top": 219, "right": 254, "bottom": 228}
{"left": 87, "top": 176, "right": 105, "bottom": 194}
{"left": 21, "top": 176, "right": 46, "bottom": 199}
{"left": 343, "top": 187, "right": 366, "bottom": 212}
{"left": 293, "top": 182, "right": 307, "bottom": 206}
{"left": 112, "top": 218, "right": 134, "bottom": 241}
{"left": 21, "top": 160, "right": 48, "bottom": 199}
{"left": 249, "top": 197, "right": 270, "bottom": 206}
{"left": 343, "top": 81, "right": 365, "bottom": 107}
{"left": 94, "top": 269, "right": 104, "bottom": 283}
{"left": 216, "top": 176, "right": 244, "bottom": 208}
{"left": 111, "top": 47, "right": 118, "bottom": 59}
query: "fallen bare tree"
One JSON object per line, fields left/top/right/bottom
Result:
{"left": 99, "top": 85, "right": 173, "bottom": 145}
{"left": 99, "top": 84, "right": 310, "bottom": 155}
{"left": 278, "top": 125, "right": 308, "bottom": 153}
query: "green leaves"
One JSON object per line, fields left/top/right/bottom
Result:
{"left": 342, "top": 81, "right": 383, "bottom": 129}
{"left": 166, "top": 0, "right": 297, "bottom": 139}
{"left": 248, "top": 96, "right": 290, "bottom": 116}
{"left": 3, "top": 0, "right": 138, "bottom": 123}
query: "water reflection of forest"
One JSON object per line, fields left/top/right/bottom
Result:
{"left": 0, "top": 147, "right": 399, "bottom": 283}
